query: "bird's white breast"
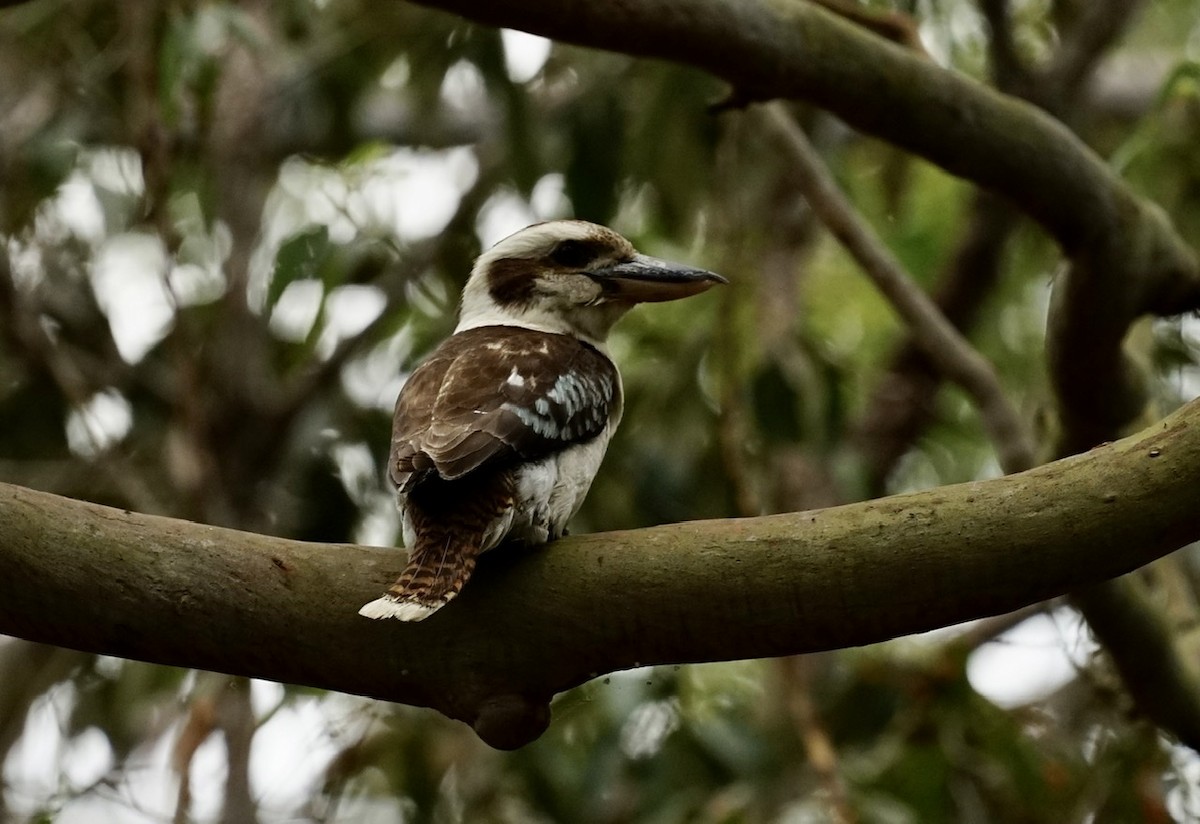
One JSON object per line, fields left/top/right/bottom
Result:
{"left": 507, "top": 421, "right": 616, "bottom": 546}
{"left": 395, "top": 422, "right": 618, "bottom": 554}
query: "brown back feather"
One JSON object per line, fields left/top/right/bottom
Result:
{"left": 390, "top": 325, "right": 620, "bottom": 492}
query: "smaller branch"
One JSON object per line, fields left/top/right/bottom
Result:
{"left": 714, "top": 277, "right": 761, "bottom": 518}
{"left": 785, "top": 656, "right": 857, "bottom": 823}
{"left": 855, "top": 193, "right": 1020, "bottom": 493}
{"left": 943, "top": 601, "right": 1053, "bottom": 655}
{"left": 978, "top": 0, "right": 1028, "bottom": 90}
{"left": 1040, "top": 0, "right": 1146, "bottom": 100}
{"left": 1073, "top": 576, "right": 1200, "bottom": 752}
{"left": 806, "top": 0, "right": 927, "bottom": 55}
{"left": 0, "top": 251, "right": 165, "bottom": 513}
{"left": 759, "top": 104, "right": 1037, "bottom": 475}
{"left": 216, "top": 677, "right": 259, "bottom": 824}
{"left": 173, "top": 693, "right": 217, "bottom": 824}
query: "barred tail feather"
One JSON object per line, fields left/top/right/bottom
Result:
{"left": 358, "top": 595, "right": 441, "bottom": 621}
{"left": 359, "top": 538, "right": 479, "bottom": 622}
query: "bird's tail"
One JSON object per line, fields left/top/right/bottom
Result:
{"left": 359, "top": 535, "right": 479, "bottom": 622}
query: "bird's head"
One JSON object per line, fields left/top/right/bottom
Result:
{"left": 456, "top": 220, "right": 727, "bottom": 345}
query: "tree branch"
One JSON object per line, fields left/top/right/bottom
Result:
{"left": 1073, "top": 575, "right": 1200, "bottom": 749}
{"left": 759, "top": 103, "right": 1036, "bottom": 474}
{"left": 855, "top": 0, "right": 1140, "bottom": 492}
{"left": 411, "top": 0, "right": 1193, "bottom": 268}
{"left": 411, "top": 0, "right": 1200, "bottom": 435}
{"left": 1040, "top": 0, "right": 1146, "bottom": 101}
{"left": 978, "top": 0, "right": 1027, "bottom": 91}
{"left": 2, "top": 398, "right": 1199, "bottom": 748}
{"left": 426, "top": 0, "right": 1200, "bottom": 746}
{"left": 778, "top": 0, "right": 1198, "bottom": 747}
{"left": 854, "top": 192, "right": 1020, "bottom": 492}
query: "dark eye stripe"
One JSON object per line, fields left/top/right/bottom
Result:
{"left": 549, "top": 239, "right": 609, "bottom": 268}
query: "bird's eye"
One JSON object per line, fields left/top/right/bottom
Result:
{"left": 550, "top": 239, "right": 594, "bottom": 269}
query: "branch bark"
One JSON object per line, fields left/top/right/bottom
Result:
{"left": 407, "top": 0, "right": 1200, "bottom": 749}
{"left": 411, "top": 0, "right": 1200, "bottom": 437}
{"left": 856, "top": 0, "right": 1140, "bottom": 492}
{"left": 2, "top": 398, "right": 1200, "bottom": 748}
{"left": 412, "top": 0, "right": 1194, "bottom": 272}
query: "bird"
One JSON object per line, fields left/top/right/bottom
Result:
{"left": 358, "top": 220, "right": 726, "bottom": 621}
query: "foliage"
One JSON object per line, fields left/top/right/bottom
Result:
{"left": 1, "top": 0, "right": 1200, "bottom": 821}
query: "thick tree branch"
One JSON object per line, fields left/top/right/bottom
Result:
{"left": 415, "top": 0, "right": 1200, "bottom": 747}
{"left": 772, "top": 0, "right": 1197, "bottom": 747}
{"left": 412, "top": 0, "right": 1193, "bottom": 265}
{"left": 411, "top": 0, "right": 1200, "bottom": 435}
{"left": 2, "top": 398, "right": 1200, "bottom": 748}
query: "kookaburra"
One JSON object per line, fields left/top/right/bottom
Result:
{"left": 359, "top": 220, "right": 726, "bottom": 621}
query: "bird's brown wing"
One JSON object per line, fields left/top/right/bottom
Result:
{"left": 389, "top": 325, "right": 621, "bottom": 492}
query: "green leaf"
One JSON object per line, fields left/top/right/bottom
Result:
{"left": 268, "top": 226, "right": 331, "bottom": 310}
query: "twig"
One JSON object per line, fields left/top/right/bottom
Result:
{"left": 854, "top": 194, "right": 1020, "bottom": 493}
{"left": 1041, "top": 0, "right": 1147, "bottom": 100}
{"left": 0, "top": 250, "right": 166, "bottom": 513}
{"left": 806, "top": 0, "right": 927, "bottom": 55}
{"left": 759, "top": 103, "right": 1037, "bottom": 475}
{"left": 785, "top": 656, "right": 857, "bottom": 823}
{"left": 714, "top": 283, "right": 761, "bottom": 518}
{"left": 943, "top": 601, "right": 1054, "bottom": 656}
{"left": 173, "top": 694, "right": 217, "bottom": 824}
{"left": 216, "top": 677, "right": 260, "bottom": 824}
{"left": 978, "top": 0, "right": 1027, "bottom": 90}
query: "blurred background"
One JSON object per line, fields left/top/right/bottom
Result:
{"left": 2, "top": 0, "right": 1200, "bottom": 821}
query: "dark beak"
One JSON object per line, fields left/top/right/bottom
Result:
{"left": 587, "top": 254, "right": 728, "bottom": 303}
